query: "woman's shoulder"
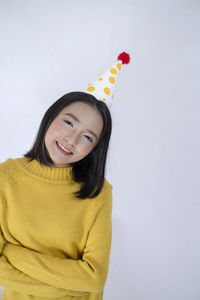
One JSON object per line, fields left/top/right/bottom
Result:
{"left": 103, "top": 178, "right": 113, "bottom": 191}
{"left": 0, "top": 157, "right": 21, "bottom": 180}
{"left": 97, "top": 178, "right": 113, "bottom": 204}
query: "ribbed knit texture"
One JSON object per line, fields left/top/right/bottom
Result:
{"left": 16, "top": 157, "right": 73, "bottom": 182}
{"left": 0, "top": 157, "right": 113, "bottom": 300}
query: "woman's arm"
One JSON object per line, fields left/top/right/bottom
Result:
{"left": 0, "top": 231, "right": 88, "bottom": 297}
{"left": 0, "top": 185, "right": 88, "bottom": 297}
{"left": 3, "top": 184, "right": 113, "bottom": 294}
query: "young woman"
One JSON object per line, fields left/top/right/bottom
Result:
{"left": 0, "top": 91, "right": 113, "bottom": 300}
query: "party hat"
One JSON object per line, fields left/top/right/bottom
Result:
{"left": 84, "top": 52, "right": 130, "bottom": 109}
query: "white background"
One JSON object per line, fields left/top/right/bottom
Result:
{"left": 0, "top": 0, "right": 200, "bottom": 299}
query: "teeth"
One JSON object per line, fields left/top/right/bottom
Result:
{"left": 58, "top": 142, "right": 72, "bottom": 153}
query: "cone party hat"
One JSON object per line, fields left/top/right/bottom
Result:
{"left": 84, "top": 52, "right": 130, "bottom": 109}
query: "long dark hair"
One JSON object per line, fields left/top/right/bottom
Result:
{"left": 23, "top": 91, "right": 112, "bottom": 199}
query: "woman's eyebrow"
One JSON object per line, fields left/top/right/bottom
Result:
{"left": 64, "top": 113, "right": 79, "bottom": 123}
{"left": 63, "top": 113, "right": 98, "bottom": 140}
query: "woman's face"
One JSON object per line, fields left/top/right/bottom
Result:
{"left": 44, "top": 101, "right": 104, "bottom": 168}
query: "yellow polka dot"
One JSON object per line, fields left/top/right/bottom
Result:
{"left": 88, "top": 83, "right": 91, "bottom": 86}
{"left": 110, "top": 68, "right": 117, "bottom": 75}
{"left": 109, "top": 76, "right": 115, "bottom": 84}
{"left": 98, "top": 77, "right": 103, "bottom": 81}
{"left": 104, "top": 87, "right": 110, "bottom": 95}
{"left": 110, "top": 103, "right": 112, "bottom": 108}
{"left": 112, "top": 95, "right": 114, "bottom": 99}
{"left": 116, "top": 63, "right": 121, "bottom": 70}
{"left": 87, "top": 86, "right": 95, "bottom": 92}
{"left": 103, "top": 98, "right": 106, "bottom": 102}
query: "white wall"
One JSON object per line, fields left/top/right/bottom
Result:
{"left": 0, "top": 0, "right": 200, "bottom": 299}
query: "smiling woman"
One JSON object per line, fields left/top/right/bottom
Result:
{"left": 0, "top": 91, "right": 113, "bottom": 300}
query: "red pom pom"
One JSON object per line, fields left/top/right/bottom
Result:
{"left": 117, "top": 52, "right": 130, "bottom": 64}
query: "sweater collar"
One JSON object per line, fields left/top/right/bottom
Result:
{"left": 16, "top": 157, "right": 73, "bottom": 182}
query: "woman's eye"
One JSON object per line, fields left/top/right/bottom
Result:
{"left": 63, "top": 120, "right": 92, "bottom": 143}
{"left": 84, "top": 135, "right": 93, "bottom": 143}
{"left": 64, "top": 120, "right": 73, "bottom": 127}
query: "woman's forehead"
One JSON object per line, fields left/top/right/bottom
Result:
{"left": 61, "top": 101, "right": 95, "bottom": 113}
{"left": 61, "top": 102, "right": 101, "bottom": 121}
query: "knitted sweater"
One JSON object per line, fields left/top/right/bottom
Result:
{"left": 0, "top": 157, "right": 113, "bottom": 300}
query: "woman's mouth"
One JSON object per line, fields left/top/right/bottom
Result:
{"left": 56, "top": 142, "right": 73, "bottom": 156}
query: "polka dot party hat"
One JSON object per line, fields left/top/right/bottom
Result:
{"left": 84, "top": 52, "right": 130, "bottom": 109}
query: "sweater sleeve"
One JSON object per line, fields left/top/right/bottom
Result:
{"left": 0, "top": 235, "right": 88, "bottom": 297}
{"left": 3, "top": 183, "right": 113, "bottom": 293}
{"left": 0, "top": 180, "right": 88, "bottom": 297}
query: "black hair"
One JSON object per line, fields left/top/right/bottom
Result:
{"left": 23, "top": 91, "right": 112, "bottom": 199}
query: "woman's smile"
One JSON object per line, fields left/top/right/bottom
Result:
{"left": 56, "top": 141, "right": 73, "bottom": 155}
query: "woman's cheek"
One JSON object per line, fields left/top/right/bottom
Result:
{"left": 79, "top": 143, "right": 92, "bottom": 154}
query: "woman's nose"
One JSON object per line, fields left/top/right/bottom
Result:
{"left": 64, "top": 133, "right": 79, "bottom": 147}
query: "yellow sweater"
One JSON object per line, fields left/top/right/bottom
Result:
{"left": 0, "top": 157, "right": 113, "bottom": 300}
